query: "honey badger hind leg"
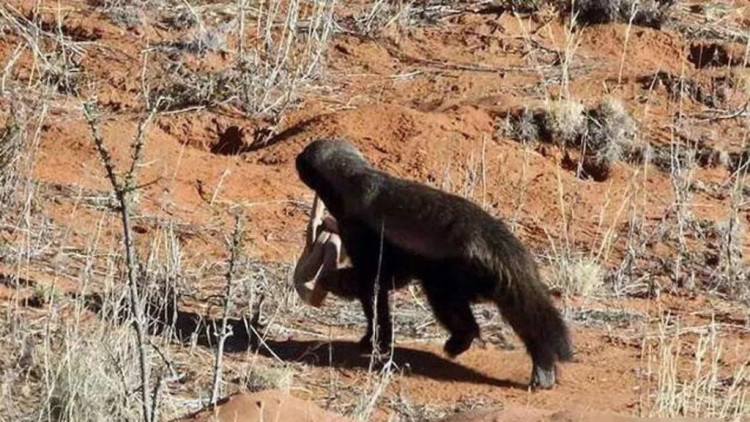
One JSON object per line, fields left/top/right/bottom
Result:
{"left": 420, "top": 278, "right": 480, "bottom": 359}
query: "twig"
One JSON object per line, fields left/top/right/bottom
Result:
{"left": 209, "top": 169, "right": 230, "bottom": 207}
{"left": 237, "top": 0, "right": 246, "bottom": 61}
{"left": 126, "top": 106, "right": 160, "bottom": 189}
{"left": 150, "top": 373, "right": 164, "bottom": 422}
{"left": 210, "top": 213, "right": 244, "bottom": 406}
{"left": 82, "top": 101, "right": 154, "bottom": 422}
{"left": 695, "top": 101, "right": 750, "bottom": 122}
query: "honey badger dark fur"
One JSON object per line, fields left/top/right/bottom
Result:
{"left": 295, "top": 138, "right": 573, "bottom": 389}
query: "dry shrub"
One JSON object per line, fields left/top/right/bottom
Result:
{"left": 242, "top": 364, "right": 293, "bottom": 393}
{"left": 500, "top": 0, "right": 676, "bottom": 28}
{"left": 500, "top": 97, "right": 639, "bottom": 180}
{"left": 105, "top": 6, "right": 142, "bottom": 28}
{"left": 729, "top": 69, "right": 750, "bottom": 98}
{"left": 587, "top": 97, "right": 638, "bottom": 164}
{"left": 547, "top": 99, "right": 587, "bottom": 144}
{"left": 549, "top": 253, "right": 605, "bottom": 298}
{"left": 497, "top": 108, "right": 544, "bottom": 143}
{"left": 353, "top": 0, "right": 417, "bottom": 35}
{"left": 0, "top": 99, "right": 44, "bottom": 218}
{"left": 566, "top": 0, "right": 676, "bottom": 28}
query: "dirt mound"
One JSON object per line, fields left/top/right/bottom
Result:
{"left": 175, "top": 390, "right": 353, "bottom": 422}
{"left": 439, "top": 406, "right": 722, "bottom": 422}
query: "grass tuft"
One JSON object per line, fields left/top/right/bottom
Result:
{"left": 549, "top": 253, "right": 605, "bottom": 298}
{"left": 43, "top": 327, "right": 144, "bottom": 422}
{"left": 587, "top": 97, "right": 638, "bottom": 165}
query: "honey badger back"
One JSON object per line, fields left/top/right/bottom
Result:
{"left": 295, "top": 138, "right": 573, "bottom": 389}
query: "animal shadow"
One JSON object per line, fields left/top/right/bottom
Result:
{"left": 257, "top": 338, "right": 526, "bottom": 389}
{"left": 82, "top": 292, "right": 525, "bottom": 389}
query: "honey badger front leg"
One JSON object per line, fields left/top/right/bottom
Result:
{"left": 293, "top": 195, "right": 353, "bottom": 307}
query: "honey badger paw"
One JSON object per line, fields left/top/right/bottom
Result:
{"left": 443, "top": 332, "right": 477, "bottom": 358}
{"left": 530, "top": 365, "right": 556, "bottom": 389}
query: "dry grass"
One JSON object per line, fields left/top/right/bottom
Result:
{"left": 40, "top": 325, "right": 145, "bottom": 421}
{"left": 150, "top": 0, "right": 335, "bottom": 119}
{"left": 0, "top": 104, "right": 25, "bottom": 205}
{"left": 644, "top": 316, "right": 749, "bottom": 420}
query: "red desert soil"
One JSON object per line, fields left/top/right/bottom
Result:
{"left": 439, "top": 406, "right": 722, "bottom": 422}
{"left": 176, "top": 390, "right": 720, "bottom": 422}
{"left": 176, "top": 390, "right": 355, "bottom": 422}
{"left": 1, "top": 0, "right": 749, "bottom": 421}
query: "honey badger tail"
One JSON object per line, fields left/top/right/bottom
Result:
{"left": 486, "top": 237, "right": 573, "bottom": 388}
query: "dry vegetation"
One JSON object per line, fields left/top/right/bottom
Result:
{"left": 1, "top": 0, "right": 749, "bottom": 421}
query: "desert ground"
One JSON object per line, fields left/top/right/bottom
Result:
{"left": 0, "top": 0, "right": 749, "bottom": 421}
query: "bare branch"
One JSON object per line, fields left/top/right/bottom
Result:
{"left": 82, "top": 101, "right": 153, "bottom": 422}
{"left": 210, "top": 213, "right": 244, "bottom": 406}
{"left": 125, "top": 105, "right": 160, "bottom": 189}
